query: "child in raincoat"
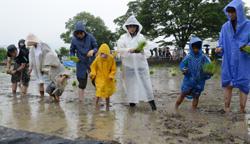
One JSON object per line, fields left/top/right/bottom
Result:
{"left": 44, "top": 52, "right": 70, "bottom": 102}
{"left": 175, "top": 36, "right": 212, "bottom": 111}
{"left": 90, "top": 44, "right": 116, "bottom": 111}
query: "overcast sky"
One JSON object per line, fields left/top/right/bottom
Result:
{"left": 0, "top": 0, "right": 249, "bottom": 49}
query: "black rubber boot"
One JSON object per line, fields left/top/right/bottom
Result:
{"left": 149, "top": 100, "right": 157, "bottom": 111}
{"left": 129, "top": 103, "right": 136, "bottom": 107}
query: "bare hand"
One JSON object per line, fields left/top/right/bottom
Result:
{"left": 59, "top": 76, "right": 66, "bottom": 84}
{"left": 6, "top": 69, "right": 12, "bottom": 74}
{"left": 28, "top": 69, "right": 32, "bottom": 76}
{"left": 215, "top": 48, "right": 222, "bottom": 53}
{"left": 128, "top": 48, "right": 135, "bottom": 53}
{"left": 11, "top": 70, "right": 17, "bottom": 75}
{"left": 90, "top": 75, "right": 95, "bottom": 80}
{"left": 87, "top": 50, "right": 95, "bottom": 57}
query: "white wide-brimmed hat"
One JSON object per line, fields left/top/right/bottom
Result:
{"left": 26, "top": 33, "right": 40, "bottom": 45}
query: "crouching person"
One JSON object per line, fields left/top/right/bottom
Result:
{"left": 7, "top": 44, "right": 30, "bottom": 96}
{"left": 44, "top": 52, "right": 70, "bottom": 102}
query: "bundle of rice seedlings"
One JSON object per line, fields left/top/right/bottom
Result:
{"left": 171, "top": 72, "right": 177, "bottom": 76}
{"left": 170, "top": 68, "right": 177, "bottom": 76}
{"left": 65, "top": 67, "right": 71, "bottom": 70}
{"left": 112, "top": 51, "right": 118, "bottom": 57}
{"left": 72, "top": 80, "right": 77, "bottom": 87}
{"left": 241, "top": 45, "right": 250, "bottom": 54}
{"left": 72, "top": 68, "right": 76, "bottom": 73}
{"left": 203, "top": 62, "right": 216, "bottom": 74}
{"left": 134, "top": 41, "right": 147, "bottom": 53}
{"left": 69, "top": 56, "right": 80, "bottom": 63}
{"left": 150, "top": 70, "right": 154, "bottom": 75}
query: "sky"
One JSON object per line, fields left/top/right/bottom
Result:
{"left": 0, "top": 0, "right": 131, "bottom": 49}
{"left": 0, "top": 0, "right": 249, "bottom": 49}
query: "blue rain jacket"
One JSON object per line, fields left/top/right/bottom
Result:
{"left": 180, "top": 37, "right": 211, "bottom": 96}
{"left": 218, "top": 0, "right": 250, "bottom": 94}
{"left": 70, "top": 21, "right": 98, "bottom": 79}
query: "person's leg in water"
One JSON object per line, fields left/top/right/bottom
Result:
{"left": 224, "top": 86, "right": 233, "bottom": 113}
{"left": 20, "top": 68, "right": 30, "bottom": 96}
{"left": 77, "top": 75, "right": 88, "bottom": 102}
{"left": 106, "top": 98, "right": 110, "bottom": 111}
{"left": 138, "top": 68, "right": 156, "bottom": 110}
{"left": 21, "top": 85, "right": 28, "bottom": 96}
{"left": 79, "top": 88, "right": 85, "bottom": 102}
{"left": 192, "top": 97, "right": 200, "bottom": 111}
{"left": 175, "top": 92, "right": 187, "bottom": 109}
{"left": 125, "top": 68, "right": 136, "bottom": 108}
{"left": 12, "top": 82, "right": 18, "bottom": 96}
{"left": 39, "top": 83, "right": 45, "bottom": 97}
{"left": 96, "top": 97, "right": 100, "bottom": 110}
{"left": 239, "top": 91, "right": 248, "bottom": 113}
{"left": 54, "top": 95, "right": 60, "bottom": 102}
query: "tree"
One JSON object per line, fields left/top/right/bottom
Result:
{"left": 113, "top": 0, "right": 159, "bottom": 40}
{"left": 55, "top": 47, "right": 69, "bottom": 57}
{"left": 0, "top": 48, "right": 7, "bottom": 62}
{"left": 153, "top": 0, "right": 231, "bottom": 48}
{"left": 113, "top": 0, "right": 142, "bottom": 37}
{"left": 61, "top": 12, "right": 116, "bottom": 48}
{"left": 114, "top": 0, "right": 239, "bottom": 49}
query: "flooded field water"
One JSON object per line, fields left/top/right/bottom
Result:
{"left": 0, "top": 66, "right": 250, "bottom": 144}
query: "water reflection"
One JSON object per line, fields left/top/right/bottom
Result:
{"left": 0, "top": 68, "right": 250, "bottom": 143}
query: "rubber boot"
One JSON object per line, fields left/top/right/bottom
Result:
{"left": 149, "top": 100, "right": 157, "bottom": 111}
{"left": 129, "top": 103, "right": 136, "bottom": 107}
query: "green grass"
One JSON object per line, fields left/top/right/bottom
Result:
{"left": 150, "top": 69, "right": 154, "bottom": 75}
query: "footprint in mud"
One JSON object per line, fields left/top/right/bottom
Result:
{"left": 157, "top": 112, "right": 209, "bottom": 141}
{"left": 65, "top": 98, "right": 78, "bottom": 103}
{"left": 199, "top": 105, "right": 225, "bottom": 115}
{"left": 193, "top": 130, "right": 239, "bottom": 143}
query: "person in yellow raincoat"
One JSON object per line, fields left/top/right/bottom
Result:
{"left": 90, "top": 43, "right": 116, "bottom": 111}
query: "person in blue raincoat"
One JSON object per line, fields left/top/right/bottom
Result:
{"left": 175, "top": 36, "right": 212, "bottom": 111}
{"left": 215, "top": 0, "right": 250, "bottom": 113}
{"left": 70, "top": 21, "right": 98, "bottom": 102}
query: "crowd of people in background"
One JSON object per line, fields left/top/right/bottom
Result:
{"left": 149, "top": 46, "right": 222, "bottom": 62}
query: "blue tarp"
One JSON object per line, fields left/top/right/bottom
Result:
{"left": 63, "top": 61, "right": 76, "bottom": 67}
